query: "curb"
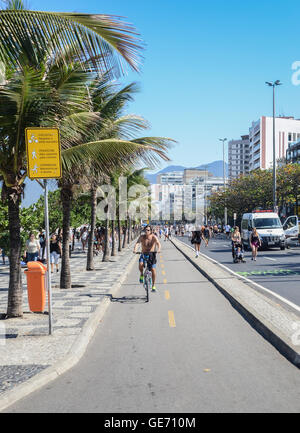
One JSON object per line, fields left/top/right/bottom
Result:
{"left": 0, "top": 248, "right": 138, "bottom": 412}
{"left": 171, "top": 238, "right": 300, "bottom": 369}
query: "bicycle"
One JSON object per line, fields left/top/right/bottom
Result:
{"left": 136, "top": 252, "right": 154, "bottom": 302}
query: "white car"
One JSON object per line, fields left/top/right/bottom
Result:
{"left": 283, "top": 215, "right": 300, "bottom": 247}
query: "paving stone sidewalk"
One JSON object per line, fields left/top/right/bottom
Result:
{"left": 0, "top": 240, "right": 138, "bottom": 397}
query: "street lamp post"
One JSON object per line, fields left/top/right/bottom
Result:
{"left": 219, "top": 138, "right": 227, "bottom": 226}
{"left": 204, "top": 165, "right": 207, "bottom": 225}
{"left": 265, "top": 80, "right": 282, "bottom": 212}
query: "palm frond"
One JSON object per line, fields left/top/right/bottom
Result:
{"left": 0, "top": 10, "right": 143, "bottom": 75}
{"left": 96, "top": 114, "right": 149, "bottom": 141}
{"left": 61, "top": 137, "right": 172, "bottom": 175}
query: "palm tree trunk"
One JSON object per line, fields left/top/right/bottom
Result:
{"left": 117, "top": 212, "right": 122, "bottom": 252}
{"left": 122, "top": 218, "right": 127, "bottom": 249}
{"left": 111, "top": 219, "right": 116, "bottom": 256}
{"left": 60, "top": 187, "right": 72, "bottom": 289}
{"left": 87, "top": 186, "right": 97, "bottom": 270}
{"left": 6, "top": 192, "right": 23, "bottom": 318}
{"left": 127, "top": 216, "right": 131, "bottom": 245}
{"left": 102, "top": 214, "right": 110, "bottom": 262}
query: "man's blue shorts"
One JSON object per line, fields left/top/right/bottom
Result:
{"left": 139, "top": 253, "right": 157, "bottom": 270}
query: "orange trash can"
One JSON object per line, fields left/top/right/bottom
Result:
{"left": 25, "top": 262, "right": 47, "bottom": 313}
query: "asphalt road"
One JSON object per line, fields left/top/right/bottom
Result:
{"left": 178, "top": 234, "right": 300, "bottom": 309}
{"left": 5, "top": 241, "right": 300, "bottom": 413}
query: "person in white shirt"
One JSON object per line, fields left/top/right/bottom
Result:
{"left": 225, "top": 224, "right": 231, "bottom": 238}
{"left": 80, "top": 227, "right": 89, "bottom": 252}
{"left": 164, "top": 226, "right": 169, "bottom": 241}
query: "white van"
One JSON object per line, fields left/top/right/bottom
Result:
{"left": 241, "top": 210, "right": 286, "bottom": 250}
{"left": 283, "top": 215, "right": 300, "bottom": 247}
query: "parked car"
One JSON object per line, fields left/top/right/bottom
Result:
{"left": 283, "top": 215, "right": 300, "bottom": 247}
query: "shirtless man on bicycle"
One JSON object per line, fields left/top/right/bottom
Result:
{"left": 133, "top": 225, "right": 161, "bottom": 291}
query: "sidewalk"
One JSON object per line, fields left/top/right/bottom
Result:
{"left": 0, "top": 240, "right": 138, "bottom": 411}
{"left": 171, "top": 237, "right": 300, "bottom": 368}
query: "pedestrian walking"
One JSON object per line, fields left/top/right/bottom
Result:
{"left": 250, "top": 228, "right": 261, "bottom": 261}
{"left": 50, "top": 234, "right": 62, "bottom": 273}
{"left": 69, "top": 228, "right": 73, "bottom": 258}
{"left": 225, "top": 224, "right": 231, "bottom": 238}
{"left": 203, "top": 225, "right": 210, "bottom": 246}
{"left": 38, "top": 230, "right": 45, "bottom": 261}
{"left": 25, "top": 233, "right": 40, "bottom": 262}
{"left": 80, "top": 226, "right": 89, "bottom": 252}
{"left": 0, "top": 247, "right": 6, "bottom": 264}
{"left": 191, "top": 228, "right": 204, "bottom": 258}
{"left": 164, "top": 226, "right": 169, "bottom": 241}
{"left": 0, "top": 234, "right": 7, "bottom": 265}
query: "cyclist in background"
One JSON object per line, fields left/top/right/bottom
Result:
{"left": 133, "top": 225, "right": 161, "bottom": 291}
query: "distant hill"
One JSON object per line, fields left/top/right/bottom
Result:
{"left": 145, "top": 160, "right": 228, "bottom": 184}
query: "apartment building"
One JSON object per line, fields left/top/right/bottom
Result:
{"left": 156, "top": 171, "right": 183, "bottom": 185}
{"left": 248, "top": 116, "right": 300, "bottom": 171}
{"left": 228, "top": 135, "right": 250, "bottom": 179}
{"left": 286, "top": 139, "right": 300, "bottom": 164}
{"left": 183, "top": 168, "right": 210, "bottom": 184}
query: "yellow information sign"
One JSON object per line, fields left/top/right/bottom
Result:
{"left": 26, "top": 128, "right": 62, "bottom": 179}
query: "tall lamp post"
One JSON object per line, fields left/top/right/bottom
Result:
{"left": 265, "top": 80, "right": 282, "bottom": 212}
{"left": 204, "top": 164, "right": 207, "bottom": 225}
{"left": 219, "top": 138, "right": 227, "bottom": 226}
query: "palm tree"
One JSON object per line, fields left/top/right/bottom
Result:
{"left": 70, "top": 77, "right": 174, "bottom": 269}
{"left": 0, "top": 4, "right": 142, "bottom": 317}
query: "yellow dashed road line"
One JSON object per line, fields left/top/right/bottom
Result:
{"left": 168, "top": 310, "right": 176, "bottom": 327}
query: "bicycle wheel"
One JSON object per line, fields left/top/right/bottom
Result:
{"left": 144, "top": 270, "right": 150, "bottom": 302}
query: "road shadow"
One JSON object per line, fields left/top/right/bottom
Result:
{"left": 108, "top": 294, "right": 147, "bottom": 304}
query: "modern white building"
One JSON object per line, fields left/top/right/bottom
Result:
{"left": 156, "top": 171, "right": 183, "bottom": 185}
{"left": 248, "top": 116, "right": 300, "bottom": 171}
{"left": 228, "top": 135, "right": 250, "bottom": 179}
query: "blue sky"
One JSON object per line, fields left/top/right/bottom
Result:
{"left": 30, "top": 0, "right": 300, "bottom": 171}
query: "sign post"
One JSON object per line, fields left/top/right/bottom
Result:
{"left": 26, "top": 128, "right": 61, "bottom": 335}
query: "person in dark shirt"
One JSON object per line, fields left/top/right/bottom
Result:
{"left": 203, "top": 225, "right": 210, "bottom": 246}
{"left": 191, "top": 228, "right": 205, "bottom": 258}
{"left": 250, "top": 228, "right": 261, "bottom": 261}
{"left": 50, "top": 234, "right": 62, "bottom": 273}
